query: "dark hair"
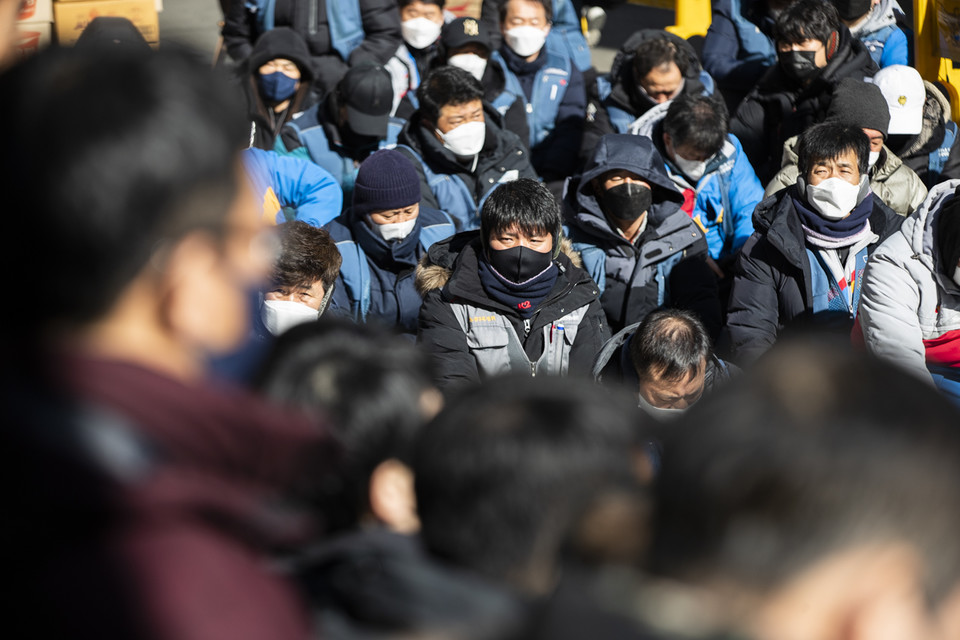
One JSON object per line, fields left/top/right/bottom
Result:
{"left": 629, "top": 309, "right": 711, "bottom": 383}
{"left": 498, "top": 0, "right": 553, "bottom": 23}
{"left": 413, "top": 375, "right": 642, "bottom": 591}
{"left": 271, "top": 221, "right": 342, "bottom": 291}
{"left": 936, "top": 187, "right": 960, "bottom": 276}
{"left": 650, "top": 338, "right": 960, "bottom": 604}
{"left": 0, "top": 46, "right": 247, "bottom": 336}
{"left": 797, "top": 121, "right": 869, "bottom": 178}
{"left": 256, "top": 319, "right": 437, "bottom": 533}
{"left": 773, "top": 0, "right": 840, "bottom": 48}
{"left": 417, "top": 65, "right": 484, "bottom": 126}
{"left": 399, "top": 0, "right": 444, "bottom": 8}
{"left": 632, "top": 35, "right": 694, "bottom": 81}
{"left": 662, "top": 92, "right": 729, "bottom": 158}
{"left": 480, "top": 178, "right": 562, "bottom": 252}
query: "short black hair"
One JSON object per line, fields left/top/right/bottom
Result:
{"left": 629, "top": 309, "right": 711, "bottom": 383}
{"left": 399, "top": 0, "right": 444, "bottom": 7}
{"left": 480, "top": 178, "right": 562, "bottom": 253}
{"left": 256, "top": 318, "right": 436, "bottom": 534}
{"left": 417, "top": 65, "right": 484, "bottom": 126}
{"left": 662, "top": 92, "right": 729, "bottom": 158}
{"left": 271, "top": 221, "right": 342, "bottom": 291}
{"left": 632, "top": 35, "right": 694, "bottom": 81}
{"left": 498, "top": 0, "right": 553, "bottom": 23}
{"left": 0, "top": 46, "right": 247, "bottom": 336}
{"left": 773, "top": 0, "right": 840, "bottom": 48}
{"left": 650, "top": 338, "right": 960, "bottom": 604}
{"left": 413, "top": 375, "right": 642, "bottom": 591}
{"left": 797, "top": 121, "right": 869, "bottom": 178}
{"left": 936, "top": 186, "right": 960, "bottom": 276}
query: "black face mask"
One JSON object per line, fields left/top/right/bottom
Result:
{"left": 487, "top": 245, "right": 554, "bottom": 284}
{"left": 600, "top": 183, "right": 653, "bottom": 222}
{"left": 833, "top": 0, "right": 872, "bottom": 21}
{"left": 779, "top": 49, "right": 821, "bottom": 83}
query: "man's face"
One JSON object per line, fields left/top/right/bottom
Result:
{"left": 401, "top": 0, "right": 444, "bottom": 24}
{"left": 434, "top": 98, "right": 484, "bottom": 135}
{"left": 258, "top": 57, "right": 301, "bottom": 80}
{"left": 640, "top": 62, "right": 684, "bottom": 104}
{"left": 488, "top": 224, "right": 553, "bottom": 254}
{"left": 778, "top": 39, "right": 829, "bottom": 68}
{"left": 806, "top": 148, "right": 861, "bottom": 187}
{"left": 664, "top": 133, "right": 714, "bottom": 163}
{"left": 501, "top": 0, "right": 550, "bottom": 34}
{"left": 264, "top": 279, "right": 326, "bottom": 311}
{"left": 863, "top": 127, "right": 885, "bottom": 154}
{"left": 639, "top": 359, "right": 707, "bottom": 410}
{"left": 599, "top": 169, "right": 650, "bottom": 192}
{"left": 369, "top": 202, "right": 420, "bottom": 226}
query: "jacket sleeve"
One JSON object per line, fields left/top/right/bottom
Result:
{"left": 532, "top": 65, "right": 586, "bottom": 180}
{"left": 567, "top": 298, "right": 611, "bottom": 378}
{"left": 730, "top": 96, "right": 769, "bottom": 182}
{"left": 222, "top": 0, "right": 255, "bottom": 63}
{"left": 906, "top": 170, "right": 929, "bottom": 215}
{"left": 725, "top": 233, "right": 782, "bottom": 364}
{"left": 417, "top": 289, "right": 481, "bottom": 391}
{"left": 349, "top": 0, "right": 403, "bottom": 66}
{"left": 668, "top": 243, "right": 723, "bottom": 344}
{"left": 396, "top": 145, "right": 442, "bottom": 211}
{"left": 878, "top": 28, "right": 909, "bottom": 68}
{"left": 728, "top": 139, "right": 764, "bottom": 253}
{"left": 857, "top": 247, "right": 934, "bottom": 383}
{"left": 579, "top": 89, "right": 615, "bottom": 166}
{"left": 267, "top": 153, "right": 344, "bottom": 227}
{"left": 701, "top": 10, "right": 771, "bottom": 94}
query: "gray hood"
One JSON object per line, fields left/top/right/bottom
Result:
{"left": 849, "top": 0, "right": 900, "bottom": 37}
{"left": 903, "top": 179, "right": 960, "bottom": 292}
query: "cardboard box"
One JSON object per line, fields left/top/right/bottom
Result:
{"left": 17, "top": 0, "right": 53, "bottom": 23}
{"left": 15, "top": 20, "right": 52, "bottom": 60}
{"left": 54, "top": 0, "right": 159, "bottom": 46}
{"left": 444, "top": 0, "right": 480, "bottom": 18}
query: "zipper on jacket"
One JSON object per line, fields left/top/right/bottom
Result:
{"left": 308, "top": 0, "right": 318, "bottom": 36}
{"left": 523, "top": 318, "right": 531, "bottom": 337}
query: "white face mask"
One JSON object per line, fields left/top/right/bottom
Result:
{"left": 448, "top": 53, "right": 488, "bottom": 82}
{"left": 261, "top": 299, "right": 318, "bottom": 336}
{"left": 436, "top": 120, "right": 486, "bottom": 156}
{"left": 673, "top": 152, "right": 708, "bottom": 181}
{"left": 504, "top": 25, "right": 548, "bottom": 57}
{"left": 868, "top": 150, "right": 880, "bottom": 168}
{"left": 373, "top": 216, "right": 417, "bottom": 242}
{"left": 804, "top": 175, "right": 868, "bottom": 221}
{"left": 637, "top": 392, "right": 687, "bottom": 422}
{"left": 402, "top": 17, "right": 442, "bottom": 50}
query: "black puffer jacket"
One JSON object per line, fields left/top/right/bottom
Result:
{"left": 725, "top": 185, "right": 901, "bottom": 364}
{"left": 730, "top": 27, "right": 878, "bottom": 184}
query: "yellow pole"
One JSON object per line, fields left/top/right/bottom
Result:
{"left": 914, "top": 0, "right": 960, "bottom": 119}
{"left": 666, "top": 0, "right": 713, "bottom": 39}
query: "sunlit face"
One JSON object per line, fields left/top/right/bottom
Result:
{"left": 488, "top": 224, "right": 553, "bottom": 254}
{"left": 449, "top": 43, "right": 490, "bottom": 59}
{"left": 640, "top": 62, "right": 684, "bottom": 103}
{"left": 777, "top": 38, "right": 828, "bottom": 68}
{"left": 806, "top": 148, "right": 861, "bottom": 187}
{"left": 258, "top": 57, "right": 301, "bottom": 80}
{"left": 664, "top": 133, "right": 713, "bottom": 163}
{"left": 501, "top": 0, "right": 550, "bottom": 31}
{"left": 638, "top": 359, "right": 707, "bottom": 410}
{"left": 369, "top": 202, "right": 420, "bottom": 225}
{"left": 264, "top": 279, "right": 326, "bottom": 311}
{"left": 599, "top": 169, "right": 651, "bottom": 192}
{"left": 401, "top": 0, "right": 444, "bottom": 24}
{"left": 863, "top": 128, "right": 885, "bottom": 154}
{"left": 434, "top": 98, "right": 484, "bottom": 135}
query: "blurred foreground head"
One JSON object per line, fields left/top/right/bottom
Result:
{"left": 0, "top": 46, "right": 258, "bottom": 371}
{"left": 650, "top": 338, "right": 960, "bottom": 640}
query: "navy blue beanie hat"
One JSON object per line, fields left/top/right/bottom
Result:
{"left": 352, "top": 149, "right": 422, "bottom": 218}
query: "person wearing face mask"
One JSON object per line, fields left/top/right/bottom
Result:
{"left": 580, "top": 29, "right": 715, "bottom": 168}
{"left": 829, "top": 0, "right": 908, "bottom": 68}
{"left": 324, "top": 149, "right": 455, "bottom": 337}
{"left": 278, "top": 62, "right": 404, "bottom": 204}
{"left": 765, "top": 77, "right": 927, "bottom": 217}
{"left": 730, "top": 0, "right": 878, "bottom": 185}
{"left": 726, "top": 122, "right": 902, "bottom": 364}
{"left": 564, "top": 134, "right": 720, "bottom": 337}
{"left": 385, "top": 0, "right": 451, "bottom": 119}
{"left": 239, "top": 28, "right": 316, "bottom": 151}
{"left": 632, "top": 91, "right": 763, "bottom": 266}
{"left": 487, "top": 0, "right": 585, "bottom": 188}
{"left": 439, "top": 17, "right": 531, "bottom": 148}
{"left": 858, "top": 181, "right": 960, "bottom": 404}
{"left": 395, "top": 66, "right": 537, "bottom": 231}
{"left": 479, "top": 0, "right": 591, "bottom": 72}
{"left": 593, "top": 309, "right": 736, "bottom": 422}
{"left": 416, "top": 178, "right": 608, "bottom": 391}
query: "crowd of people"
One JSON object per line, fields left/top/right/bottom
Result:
{"left": 5, "top": 0, "right": 960, "bottom": 638}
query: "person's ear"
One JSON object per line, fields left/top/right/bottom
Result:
{"left": 368, "top": 459, "right": 420, "bottom": 534}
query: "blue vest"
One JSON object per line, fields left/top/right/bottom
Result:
{"left": 728, "top": 0, "right": 776, "bottom": 66}
{"left": 930, "top": 121, "right": 958, "bottom": 177}
{"left": 571, "top": 238, "right": 685, "bottom": 306}
{"left": 335, "top": 215, "right": 455, "bottom": 321}
{"left": 860, "top": 24, "right": 896, "bottom": 67}
{"left": 806, "top": 246, "right": 868, "bottom": 316}
{"left": 396, "top": 144, "right": 483, "bottom": 230}
{"left": 247, "top": 0, "right": 363, "bottom": 61}
{"left": 546, "top": 0, "right": 591, "bottom": 72}
{"left": 493, "top": 45, "right": 571, "bottom": 149}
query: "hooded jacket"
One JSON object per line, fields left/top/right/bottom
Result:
{"left": 415, "top": 231, "right": 609, "bottom": 391}
{"left": 730, "top": 27, "right": 878, "bottom": 184}
{"left": 580, "top": 30, "right": 712, "bottom": 166}
{"left": 891, "top": 81, "right": 960, "bottom": 189}
{"left": 632, "top": 111, "right": 763, "bottom": 260}
{"left": 765, "top": 135, "right": 927, "bottom": 216}
{"left": 241, "top": 27, "right": 317, "bottom": 151}
{"left": 726, "top": 184, "right": 902, "bottom": 364}
{"left": 564, "top": 134, "right": 719, "bottom": 336}
{"left": 848, "top": 0, "right": 908, "bottom": 68}
{"left": 396, "top": 103, "right": 538, "bottom": 231}
{"left": 858, "top": 180, "right": 960, "bottom": 391}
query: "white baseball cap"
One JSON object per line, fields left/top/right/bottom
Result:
{"left": 869, "top": 65, "right": 925, "bottom": 136}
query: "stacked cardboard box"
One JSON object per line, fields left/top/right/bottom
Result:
{"left": 53, "top": 0, "right": 160, "bottom": 47}
{"left": 15, "top": 0, "right": 53, "bottom": 60}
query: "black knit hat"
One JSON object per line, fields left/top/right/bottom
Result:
{"left": 827, "top": 77, "right": 891, "bottom": 138}
{"left": 352, "top": 149, "right": 422, "bottom": 218}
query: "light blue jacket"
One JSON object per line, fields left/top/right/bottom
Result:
{"left": 241, "top": 147, "right": 343, "bottom": 227}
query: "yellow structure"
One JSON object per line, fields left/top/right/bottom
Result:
{"left": 665, "top": 0, "right": 712, "bottom": 39}
{"left": 915, "top": 0, "right": 960, "bottom": 119}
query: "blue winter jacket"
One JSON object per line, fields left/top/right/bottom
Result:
{"left": 850, "top": 0, "right": 909, "bottom": 68}
{"left": 702, "top": 0, "right": 777, "bottom": 96}
{"left": 241, "top": 147, "right": 343, "bottom": 227}
{"left": 325, "top": 206, "right": 455, "bottom": 335}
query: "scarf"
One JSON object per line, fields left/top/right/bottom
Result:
{"left": 477, "top": 257, "right": 558, "bottom": 319}
{"left": 794, "top": 191, "right": 875, "bottom": 249}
